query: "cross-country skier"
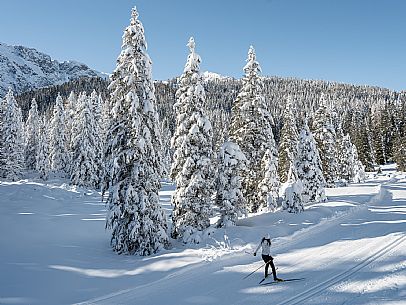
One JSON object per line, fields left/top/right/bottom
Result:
{"left": 254, "top": 234, "right": 283, "bottom": 282}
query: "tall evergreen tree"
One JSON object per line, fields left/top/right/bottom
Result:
{"left": 36, "top": 117, "right": 50, "bottom": 180}
{"left": 258, "top": 148, "right": 280, "bottom": 211}
{"left": 160, "top": 117, "right": 172, "bottom": 178}
{"left": 70, "top": 93, "right": 100, "bottom": 188}
{"left": 351, "top": 144, "right": 366, "bottom": 183}
{"left": 337, "top": 134, "right": 354, "bottom": 184}
{"left": 229, "top": 46, "right": 277, "bottom": 212}
{"left": 281, "top": 161, "right": 304, "bottom": 213}
{"left": 379, "top": 102, "right": 395, "bottom": 163}
{"left": 332, "top": 109, "right": 347, "bottom": 183}
{"left": 216, "top": 141, "right": 247, "bottom": 228}
{"left": 89, "top": 90, "right": 104, "bottom": 181}
{"left": 0, "top": 95, "right": 5, "bottom": 176}
{"left": 370, "top": 101, "right": 386, "bottom": 165}
{"left": 296, "top": 121, "right": 326, "bottom": 203}
{"left": 65, "top": 91, "right": 77, "bottom": 164}
{"left": 101, "top": 94, "right": 111, "bottom": 140}
{"left": 393, "top": 97, "right": 406, "bottom": 171}
{"left": 170, "top": 37, "right": 215, "bottom": 243}
{"left": 278, "top": 95, "right": 299, "bottom": 183}
{"left": 103, "top": 7, "right": 169, "bottom": 255}
{"left": 394, "top": 136, "right": 406, "bottom": 171}
{"left": 350, "top": 108, "right": 374, "bottom": 171}
{"left": 24, "top": 98, "right": 40, "bottom": 170}
{"left": 100, "top": 94, "right": 111, "bottom": 185}
{"left": 89, "top": 90, "right": 102, "bottom": 123}
{"left": 0, "top": 89, "right": 24, "bottom": 180}
{"left": 49, "top": 93, "right": 68, "bottom": 174}
{"left": 312, "top": 95, "right": 338, "bottom": 187}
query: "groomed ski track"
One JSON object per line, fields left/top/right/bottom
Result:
{"left": 77, "top": 176, "right": 406, "bottom": 305}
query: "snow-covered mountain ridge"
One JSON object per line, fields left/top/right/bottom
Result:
{"left": 0, "top": 42, "right": 107, "bottom": 97}
{"left": 201, "top": 71, "right": 232, "bottom": 81}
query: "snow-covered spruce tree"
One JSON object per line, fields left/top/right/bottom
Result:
{"left": 65, "top": 91, "right": 77, "bottom": 161}
{"left": 370, "top": 101, "right": 387, "bottom": 165}
{"left": 350, "top": 109, "right": 374, "bottom": 171}
{"left": 100, "top": 94, "right": 112, "bottom": 185}
{"left": 0, "top": 96, "right": 5, "bottom": 176}
{"left": 337, "top": 134, "right": 354, "bottom": 184}
{"left": 333, "top": 111, "right": 359, "bottom": 185}
{"left": 24, "top": 98, "right": 40, "bottom": 170}
{"left": 258, "top": 148, "right": 280, "bottom": 211}
{"left": 170, "top": 37, "right": 215, "bottom": 243}
{"left": 49, "top": 93, "right": 68, "bottom": 174}
{"left": 377, "top": 102, "right": 394, "bottom": 164}
{"left": 88, "top": 90, "right": 104, "bottom": 181}
{"left": 229, "top": 46, "right": 277, "bottom": 212}
{"left": 0, "top": 89, "right": 24, "bottom": 180}
{"left": 89, "top": 90, "right": 102, "bottom": 123}
{"left": 331, "top": 110, "right": 345, "bottom": 182}
{"left": 394, "top": 133, "right": 406, "bottom": 172}
{"left": 36, "top": 117, "right": 50, "bottom": 180}
{"left": 350, "top": 144, "right": 366, "bottom": 183}
{"left": 160, "top": 117, "right": 173, "bottom": 179}
{"left": 278, "top": 95, "right": 299, "bottom": 183}
{"left": 393, "top": 99, "right": 406, "bottom": 171}
{"left": 296, "top": 121, "right": 326, "bottom": 203}
{"left": 70, "top": 93, "right": 100, "bottom": 188}
{"left": 100, "top": 94, "right": 112, "bottom": 151}
{"left": 103, "top": 7, "right": 169, "bottom": 255}
{"left": 216, "top": 141, "right": 247, "bottom": 228}
{"left": 311, "top": 95, "right": 338, "bottom": 187}
{"left": 281, "top": 160, "right": 304, "bottom": 213}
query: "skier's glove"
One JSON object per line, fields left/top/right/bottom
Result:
{"left": 253, "top": 252, "right": 256, "bottom": 256}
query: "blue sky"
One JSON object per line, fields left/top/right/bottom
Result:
{"left": 1, "top": 0, "right": 405, "bottom": 90}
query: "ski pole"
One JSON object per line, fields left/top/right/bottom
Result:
{"left": 242, "top": 262, "right": 266, "bottom": 279}
{"left": 242, "top": 259, "right": 278, "bottom": 280}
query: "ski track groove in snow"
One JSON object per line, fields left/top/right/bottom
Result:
{"left": 276, "top": 234, "right": 406, "bottom": 305}
{"left": 75, "top": 254, "right": 247, "bottom": 305}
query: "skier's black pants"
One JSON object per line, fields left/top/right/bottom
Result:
{"left": 262, "top": 254, "right": 277, "bottom": 279}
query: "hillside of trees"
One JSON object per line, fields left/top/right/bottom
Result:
{"left": 15, "top": 72, "right": 406, "bottom": 171}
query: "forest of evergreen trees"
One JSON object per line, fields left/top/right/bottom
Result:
{"left": 14, "top": 68, "right": 406, "bottom": 174}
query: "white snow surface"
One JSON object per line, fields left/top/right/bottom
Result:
{"left": 0, "top": 165, "right": 405, "bottom": 304}
{"left": 0, "top": 42, "right": 107, "bottom": 97}
{"left": 201, "top": 71, "right": 232, "bottom": 82}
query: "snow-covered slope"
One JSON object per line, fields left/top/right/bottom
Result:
{"left": 0, "top": 166, "right": 405, "bottom": 304}
{"left": 201, "top": 71, "right": 232, "bottom": 82}
{"left": 0, "top": 42, "right": 107, "bottom": 97}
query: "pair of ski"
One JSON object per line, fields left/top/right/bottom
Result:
{"left": 259, "top": 277, "right": 305, "bottom": 286}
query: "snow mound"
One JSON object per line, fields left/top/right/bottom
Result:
{"left": 368, "top": 184, "right": 392, "bottom": 204}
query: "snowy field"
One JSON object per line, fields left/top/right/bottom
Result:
{"left": 0, "top": 165, "right": 405, "bottom": 305}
